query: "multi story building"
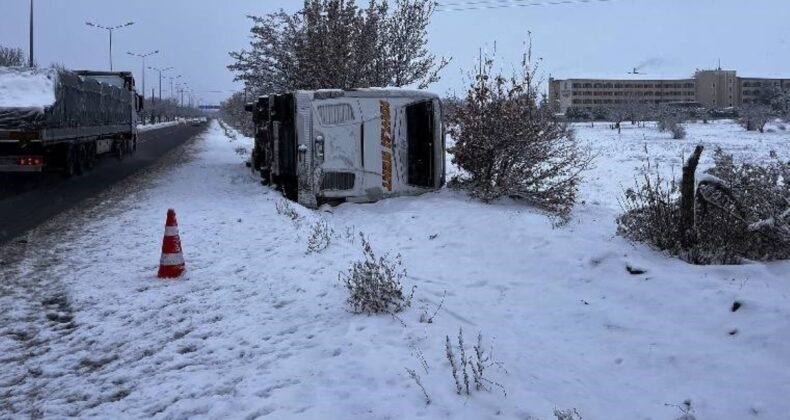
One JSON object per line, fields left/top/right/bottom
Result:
{"left": 548, "top": 69, "right": 790, "bottom": 114}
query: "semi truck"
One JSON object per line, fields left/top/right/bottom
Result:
{"left": 246, "top": 89, "right": 445, "bottom": 208}
{"left": 0, "top": 67, "right": 142, "bottom": 176}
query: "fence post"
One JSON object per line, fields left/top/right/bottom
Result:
{"left": 680, "top": 145, "right": 704, "bottom": 248}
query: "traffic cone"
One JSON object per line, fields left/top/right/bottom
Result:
{"left": 157, "top": 208, "right": 185, "bottom": 278}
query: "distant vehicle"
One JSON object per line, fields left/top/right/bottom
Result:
{"left": 246, "top": 89, "right": 445, "bottom": 208}
{"left": 0, "top": 68, "right": 142, "bottom": 175}
{"left": 709, "top": 107, "right": 739, "bottom": 119}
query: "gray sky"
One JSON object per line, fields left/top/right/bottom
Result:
{"left": 1, "top": 0, "right": 788, "bottom": 105}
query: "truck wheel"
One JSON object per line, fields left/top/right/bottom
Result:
{"left": 63, "top": 146, "right": 77, "bottom": 178}
{"left": 115, "top": 140, "right": 125, "bottom": 161}
{"left": 85, "top": 142, "right": 97, "bottom": 170}
{"left": 75, "top": 144, "right": 86, "bottom": 175}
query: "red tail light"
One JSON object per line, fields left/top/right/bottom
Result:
{"left": 18, "top": 156, "right": 44, "bottom": 166}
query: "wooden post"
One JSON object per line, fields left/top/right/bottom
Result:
{"left": 680, "top": 145, "right": 704, "bottom": 248}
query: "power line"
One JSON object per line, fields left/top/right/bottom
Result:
{"left": 439, "top": 0, "right": 555, "bottom": 7}
{"left": 435, "top": 0, "right": 616, "bottom": 12}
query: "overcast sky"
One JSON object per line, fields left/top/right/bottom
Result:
{"left": 1, "top": 0, "right": 788, "bottom": 105}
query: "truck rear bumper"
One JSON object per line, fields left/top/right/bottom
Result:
{"left": 0, "top": 165, "right": 42, "bottom": 173}
{"left": 0, "top": 157, "right": 44, "bottom": 173}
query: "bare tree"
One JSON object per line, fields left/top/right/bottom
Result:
{"left": 739, "top": 105, "right": 771, "bottom": 133}
{"left": 219, "top": 92, "right": 254, "bottom": 136}
{"left": 386, "top": 0, "right": 449, "bottom": 88}
{"left": 228, "top": 0, "right": 447, "bottom": 93}
{"left": 228, "top": 12, "right": 304, "bottom": 93}
{"left": 0, "top": 45, "right": 26, "bottom": 67}
{"left": 657, "top": 107, "right": 687, "bottom": 139}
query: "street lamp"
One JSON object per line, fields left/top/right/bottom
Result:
{"left": 85, "top": 21, "right": 135, "bottom": 71}
{"left": 148, "top": 66, "right": 173, "bottom": 101}
{"left": 29, "top": 0, "right": 34, "bottom": 67}
{"left": 169, "top": 75, "right": 182, "bottom": 100}
{"left": 127, "top": 50, "right": 158, "bottom": 99}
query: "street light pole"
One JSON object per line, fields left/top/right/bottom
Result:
{"left": 169, "top": 75, "right": 181, "bottom": 100}
{"left": 127, "top": 50, "right": 158, "bottom": 101}
{"left": 29, "top": 0, "right": 34, "bottom": 67}
{"left": 148, "top": 66, "right": 173, "bottom": 102}
{"left": 85, "top": 21, "right": 134, "bottom": 71}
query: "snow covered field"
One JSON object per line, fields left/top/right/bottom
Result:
{"left": 1, "top": 119, "right": 789, "bottom": 419}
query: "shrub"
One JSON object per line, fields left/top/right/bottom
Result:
{"left": 449, "top": 41, "right": 592, "bottom": 222}
{"left": 306, "top": 219, "right": 333, "bottom": 253}
{"left": 739, "top": 105, "right": 771, "bottom": 133}
{"left": 341, "top": 234, "right": 413, "bottom": 314}
{"left": 617, "top": 161, "right": 682, "bottom": 253}
{"left": 275, "top": 199, "right": 300, "bottom": 221}
{"left": 670, "top": 123, "right": 687, "bottom": 140}
{"left": 617, "top": 146, "right": 790, "bottom": 264}
{"left": 444, "top": 328, "right": 505, "bottom": 397}
{"left": 657, "top": 110, "right": 687, "bottom": 139}
{"left": 554, "top": 408, "right": 584, "bottom": 420}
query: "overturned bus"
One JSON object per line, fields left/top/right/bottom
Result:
{"left": 246, "top": 89, "right": 445, "bottom": 208}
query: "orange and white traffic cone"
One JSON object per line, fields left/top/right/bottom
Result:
{"left": 157, "top": 208, "right": 185, "bottom": 278}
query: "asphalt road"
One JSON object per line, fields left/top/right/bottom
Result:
{"left": 0, "top": 122, "right": 208, "bottom": 246}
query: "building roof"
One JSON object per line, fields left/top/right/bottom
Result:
{"left": 551, "top": 72, "right": 695, "bottom": 81}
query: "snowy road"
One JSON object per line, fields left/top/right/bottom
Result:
{"left": 1, "top": 120, "right": 789, "bottom": 419}
{"left": 0, "top": 121, "right": 208, "bottom": 245}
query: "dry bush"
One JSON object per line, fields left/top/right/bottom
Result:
{"left": 554, "top": 408, "right": 584, "bottom": 420}
{"left": 306, "top": 219, "right": 333, "bottom": 253}
{"left": 617, "top": 147, "right": 790, "bottom": 264}
{"left": 692, "top": 148, "right": 790, "bottom": 263}
{"left": 617, "top": 160, "right": 682, "bottom": 254}
{"left": 405, "top": 368, "right": 431, "bottom": 405}
{"left": 667, "top": 400, "right": 696, "bottom": 420}
{"left": 445, "top": 328, "right": 505, "bottom": 397}
{"left": 341, "top": 234, "right": 414, "bottom": 314}
{"left": 449, "top": 40, "right": 592, "bottom": 222}
{"left": 275, "top": 199, "right": 300, "bottom": 221}
{"left": 657, "top": 110, "right": 687, "bottom": 140}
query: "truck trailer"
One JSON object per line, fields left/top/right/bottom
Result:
{"left": 246, "top": 89, "right": 445, "bottom": 208}
{"left": 0, "top": 67, "right": 142, "bottom": 176}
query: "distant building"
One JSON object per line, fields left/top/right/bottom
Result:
{"left": 548, "top": 69, "right": 790, "bottom": 114}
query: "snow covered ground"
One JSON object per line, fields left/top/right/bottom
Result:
{"left": 1, "top": 119, "right": 789, "bottom": 419}
{"left": 137, "top": 118, "right": 206, "bottom": 132}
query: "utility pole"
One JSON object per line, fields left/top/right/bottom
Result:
{"left": 148, "top": 66, "right": 173, "bottom": 102}
{"left": 127, "top": 50, "right": 158, "bottom": 100}
{"left": 85, "top": 21, "right": 134, "bottom": 71}
{"left": 29, "top": 0, "right": 34, "bottom": 67}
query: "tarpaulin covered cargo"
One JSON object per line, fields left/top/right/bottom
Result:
{"left": 0, "top": 67, "right": 136, "bottom": 133}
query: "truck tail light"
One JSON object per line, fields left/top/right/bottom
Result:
{"left": 19, "top": 156, "right": 43, "bottom": 166}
